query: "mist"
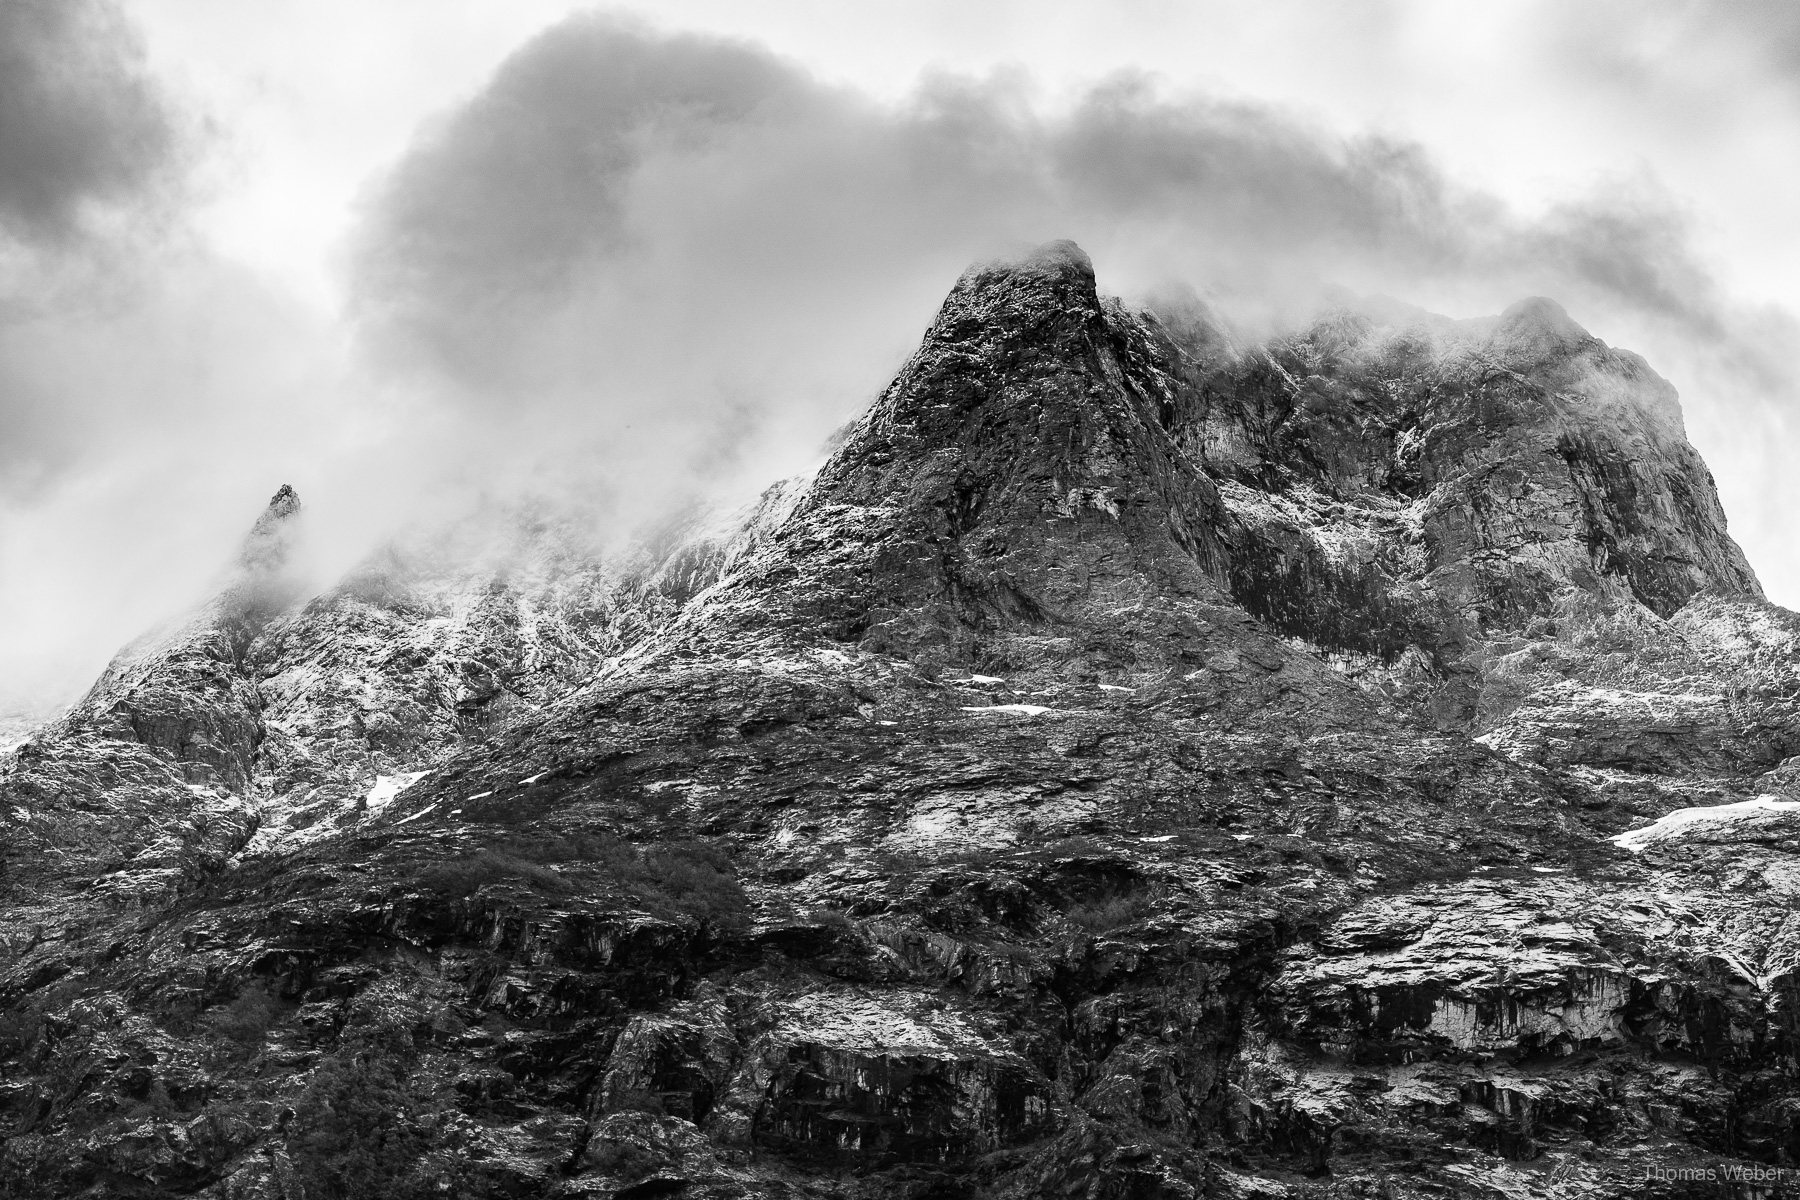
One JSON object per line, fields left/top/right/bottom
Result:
{"left": 353, "top": 14, "right": 1800, "bottom": 592}
{"left": 4, "top": 5, "right": 1798, "bottom": 721}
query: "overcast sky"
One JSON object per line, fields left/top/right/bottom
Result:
{"left": 3, "top": 0, "right": 1798, "bottom": 713}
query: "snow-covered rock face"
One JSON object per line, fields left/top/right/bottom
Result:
{"left": 4, "top": 243, "right": 1800, "bottom": 1198}
{"left": 1612, "top": 796, "right": 1800, "bottom": 853}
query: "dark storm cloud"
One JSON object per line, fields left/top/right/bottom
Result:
{"left": 0, "top": 0, "right": 213, "bottom": 495}
{"left": 0, "top": 0, "right": 351, "bottom": 722}
{"left": 0, "top": 0, "right": 183, "bottom": 247}
{"left": 358, "top": 16, "right": 1741, "bottom": 343}
{"left": 358, "top": 19, "right": 813, "bottom": 390}
{"left": 357, "top": 15, "right": 1788, "bottom": 417}
{"left": 0, "top": 0, "right": 187, "bottom": 477}
{"left": 1047, "top": 82, "right": 1468, "bottom": 264}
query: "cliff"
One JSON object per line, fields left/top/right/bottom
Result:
{"left": 2, "top": 243, "right": 1798, "bottom": 1199}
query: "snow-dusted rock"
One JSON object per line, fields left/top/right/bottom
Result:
{"left": 4, "top": 243, "right": 1799, "bottom": 1198}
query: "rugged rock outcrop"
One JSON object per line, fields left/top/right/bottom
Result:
{"left": 3, "top": 242, "right": 1799, "bottom": 1198}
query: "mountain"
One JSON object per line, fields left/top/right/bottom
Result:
{"left": 3, "top": 242, "right": 1798, "bottom": 1199}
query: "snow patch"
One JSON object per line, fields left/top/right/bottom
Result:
{"left": 962, "top": 704, "right": 1051, "bottom": 717}
{"left": 1612, "top": 796, "right": 1800, "bottom": 853}
{"left": 365, "top": 771, "right": 429, "bottom": 815}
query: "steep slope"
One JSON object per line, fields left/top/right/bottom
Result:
{"left": 0, "top": 492, "right": 733, "bottom": 1195}
{"left": 3, "top": 243, "right": 1799, "bottom": 1199}
{"left": 0, "top": 484, "right": 303, "bottom": 913}
{"left": 1144, "top": 291, "right": 1757, "bottom": 708}
{"left": 0, "top": 491, "right": 719, "bottom": 904}
{"left": 240, "top": 500, "right": 731, "bottom": 854}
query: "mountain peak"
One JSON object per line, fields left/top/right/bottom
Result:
{"left": 239, "top": 483, "right": 301, "bottom": 574}
{"left": 266, "top": 482, "right": 300, "bottom": 514}
{"left": 1009, "top": 236, "right": 1094, "bottom": 277}
{"left": 1490, "top": 294, "right": 1593, "bottom": 366}
{"left": 690, "top": 238, "right": 1237, "bottom": 664}
{"left": 931, "top": 239, "right": 1101, "bottom": 335}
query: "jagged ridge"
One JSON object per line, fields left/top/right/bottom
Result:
{"left": 2, "top": 245, "right": 1799, "bottom": 1199}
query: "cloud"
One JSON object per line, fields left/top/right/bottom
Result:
{"left": 0, "top": 0, "right": 184, "bottom": 250}
{"left": 0, "top": 0, "right": 202, "bottom": 486}
{"left": 358, "top": 15, "right": 1768, "bottom": 361}
{"left": 356, "top": 19, "right": 811, "bottom": 392}
{"left": 352, "top": 14, "right": 1800, "bottom": 587}
{"left": 354, "top": 17, "right": 1744, "bottom": 351}
{"left": 0, "top": 1, "right": 385, "bottom": 716}
{"left": 1574, "top": 1, "right": 1800, "bottom": 94}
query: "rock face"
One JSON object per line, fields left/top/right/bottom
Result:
{"left": 4, "top": 242, "right": 1799, "bottom": 1198}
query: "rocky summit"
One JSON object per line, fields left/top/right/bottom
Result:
{"left": 4, "top": 241, "right": 1799, "bottom": 1199}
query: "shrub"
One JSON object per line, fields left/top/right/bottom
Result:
{"left": 585, "top": 1133, "right": 664, "bottom": 1179}
{"left": 806, "top": 907, "right": 857, "bottom": 931}
{"left": 493, "top": 832, "right": 620, "bottom": 863}
{"left": 623, "top": 842, "right": 750, "bottom": 934}
{"left": 1065, "top": 894, "right": 1151, "bottom": 933}
{"left": 205, "top": 984, "right": 279, "bottom": 1049}
{"left": 287, "top": 1052, "right": 436, "bottom": 1200}
{"left": 415, "top": 836, "right": 749, "bottom": 932}
{"left": 417, "top": 850, "right": 573, "bottom": 897}
{"left": 0, "top": 1003, "right": 43, "bottom": 1058}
